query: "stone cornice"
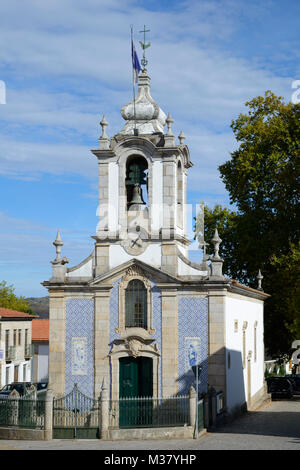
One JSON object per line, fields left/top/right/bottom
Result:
{"left": 90, "top": 149, "right": 115, "bottom": 160}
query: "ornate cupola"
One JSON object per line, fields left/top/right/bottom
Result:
{"left": 120, "top": 69, "right": 167, "bottom": 135}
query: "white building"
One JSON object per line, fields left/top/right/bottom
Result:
{"left": 0, "top": 308, "right": 34, "bottom": 387}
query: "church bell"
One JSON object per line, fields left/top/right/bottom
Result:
{"left": 129, "top": 183, "right": 146, "bottom": 206}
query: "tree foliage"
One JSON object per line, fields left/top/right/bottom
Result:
{"left": 0, "top": 281, "right": 33, "bottom": 314}
{"left": 195, "top": 91, "right": 300, "bottom": 359}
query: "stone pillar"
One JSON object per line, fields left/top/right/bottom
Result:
{"left": 44, "top": 389, "right": 53, "bottom": 440}
{"left": 97, "top": 162, "right": 109, "bottom": 236}
{"left": 94, "top": 243, "right": 110, "bottom": 277}
{"left": 94, "top": 290, "right": 111, "bottom": 398}
{"left": 207, "top": 290, "right": 226, "bottom": 399}
{"left": 162, "top": 160, "right": 176, "bottom": 239}
{"left": 160, "top": 287, "right": 178, "bottom": 396}
{"left": 48, "top": 291, "right": 65, "bottom": 397}
{"left": 161, "top": 242, "right": 178, "bottom": 276}
{"left": 189, "top": 386, "right": 196, "bottom": 428}
{"left": 99, "top": 379, "right": 109, "bottom": 440}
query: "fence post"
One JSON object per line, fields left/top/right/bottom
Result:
{"left": 9, "top": 389, "right": 20, "bottom": 425}
{"left": 44, "top": 389, "right": 53, "bottom": 440}
{"left": 99, "top": 378, "right": 109, "bottom": 440}
{"left": 189, "top": 386, "right": 196, "bottom": 430}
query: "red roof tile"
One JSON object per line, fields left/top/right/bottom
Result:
{"left": 0, "top": 307, "right": 36, "bottom": 319}
{"left": 32, "top": 319, "right": 49, "bottom": 342}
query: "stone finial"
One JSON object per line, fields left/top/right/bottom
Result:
{"left": 99, "top": 115, "right": 110, "bottom": 150}
{"left": 257, "top": 269, "right": 263, "bottom": 291}
{"left": 53, "top": 230, "right": 63, "bottom": 263}
{"left": 164, "top": 113, "right": 175, "bottom": 147}
{"left": 209, "top": 227, "right": 224, "bottom": 279}
{"left": 101, "top": 377, "right": 107, "bottom": 391}
{"left": 178, "top": 130, "right": 186, "bottom": 145}
{"left": 100, "top": 115, "right": 108, "bottom": 139}
{"left": 166, "top": 113, "right": 174, "bottom": 136}
{"left": 50, "top": 230, "right": 68, "bottom": 282}
{"left": 211, "top": 228, "right": 222, "bottom": 260}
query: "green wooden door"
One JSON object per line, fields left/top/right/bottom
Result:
{"left": 119, "top": 357, "right": 153, "bottom": 427}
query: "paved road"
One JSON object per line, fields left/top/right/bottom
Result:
{"left": 0, "top": 397, "right": 299, "bottom": 451}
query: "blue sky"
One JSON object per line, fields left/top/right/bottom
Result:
{"left": 0, "top": 0, "right": 299, "bottom": 297}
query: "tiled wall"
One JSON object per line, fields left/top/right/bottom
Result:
{"left": 178, "top": 297, "right": 208, "bottom": 396}
{"left": 64, "top": 289, "right": 208, "bottom": 399}
{"left": 65, "top": 298, "right": 94, "bottom": 396}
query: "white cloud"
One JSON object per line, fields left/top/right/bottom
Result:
{"left": 0, "top": 1, "right": 293, "bottom": 176}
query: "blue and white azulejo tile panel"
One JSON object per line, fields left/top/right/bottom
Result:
{"left": 65, "top": 298, "right": 94, "bottom": 396}
{"left": 178, "top": 296, "right": 208, "bottom": 396}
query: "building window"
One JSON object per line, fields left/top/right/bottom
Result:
{"left": 125, "top": 279, "right": 147, "bottom": 328}
{"left": 5, "top": 366, "right": 10, "bottom": 385}
{"left": 14, "top": 365, "right": 19, "bottom": 382}
{"left": 242, "top": 321, "right": 248, "bottom": 369}
{"left": 5, "top": 330, "right": 9, "bottom": 358}
{"left": 18, "top": 329, "right": 22, "bottom": 346}
{"left": 13, "top": 329, "right": 17, "bottom": 346}
{"left": 117, "top": 266, "right": 154, "bottom": 335}
{"left": 25, "top": 329, "right": 28, "bottom": 346}
{"left": 254, "top": 321, "right": 258, "bottom": 363}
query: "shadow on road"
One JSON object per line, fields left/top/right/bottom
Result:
{"left": 214, "top": 397, "right": 300, "bottom": 440}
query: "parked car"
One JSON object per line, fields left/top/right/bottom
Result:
{"left": 0, "top": 382, "right": 32, "bottom": 397}
{"left": 266, "top": 377, "right": 294, "bottom": 399}
{"left": 34, "top": 381, "right": 48, "bottom": 398}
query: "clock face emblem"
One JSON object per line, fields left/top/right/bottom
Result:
{"left": 121, "top": 225, "right": 148, "bottom": 255}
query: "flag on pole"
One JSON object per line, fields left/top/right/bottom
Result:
{"left": 131, "top": 40, "right": 141, "bottom": 85}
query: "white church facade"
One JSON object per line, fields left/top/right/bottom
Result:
{"left": 43, "top": 68, "right": 269, "bottom": 419}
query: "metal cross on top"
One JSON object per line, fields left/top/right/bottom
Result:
{"left": 139, "top": 25, "right": 150, "bottom": 69}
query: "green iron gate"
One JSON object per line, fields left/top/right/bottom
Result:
{"left": 53, "top": 384, "right": 99, "bottom": 439}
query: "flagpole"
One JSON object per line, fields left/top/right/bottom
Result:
{"left": 130, "top": 25, "right": 138, "bottom": 136}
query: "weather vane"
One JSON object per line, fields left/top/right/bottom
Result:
{"left": 139, "top": 25, "right": 150, "bottom": 69}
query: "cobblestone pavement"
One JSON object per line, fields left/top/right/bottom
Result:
{"left": 0, "top": 397, "right": 299, "bottom": 451}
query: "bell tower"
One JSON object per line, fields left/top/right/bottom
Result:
{"left": 91, "top": 69, "right": 193, "bottom": 277}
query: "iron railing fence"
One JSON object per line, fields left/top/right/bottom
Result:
{"left": 109, "top": 395, "right": 190, "bottom": 429}
{"left": 24, "top": 344, "right": 34, "bottom": 358}
{"left": 53, "top": 384, "right": 99, "bottom": 438}
{"left": 0, "top": 396, "right": 45, "bottom": 429}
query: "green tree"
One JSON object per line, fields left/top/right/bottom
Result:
{"left": 195, "top": 91, "right": 300, "bottom": 359}
{"left": 0, "top": 281, "right": 33, "bottom": 314}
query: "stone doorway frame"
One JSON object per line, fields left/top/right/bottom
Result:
{"left": 109, "top": 340, "right": 160, "bottom": 401}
